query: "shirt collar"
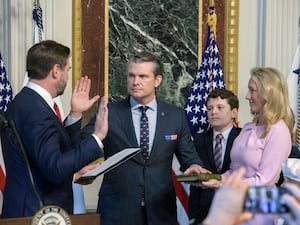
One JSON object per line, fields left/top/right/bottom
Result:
{"left": 26, "top": 81, "right": 54, "bottom": 108}
{"left": 130, "top": 96, "right": 157, "bottom": 112}
{"left": 213, "top": 125, "right": 234, "bottom": 140}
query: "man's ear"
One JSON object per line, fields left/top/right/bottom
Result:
{"left": 154, "top": 74, "right": 163, "bottom": 88}
{"left": 231, "top": 108, "right": 238, "bottom": 120}
{"left": 52, "top": 64, "right": 61, "bottom": 79}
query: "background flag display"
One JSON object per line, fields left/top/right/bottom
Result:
{"left": 0, "top": 52, "right": 13, "bottom": 213}
{"left": 172, "top": 5, "right": 225, "bottom": 225}
{"left": 0, "top": 54, "right": 13, "bottom": 112}
{"left": 184, "top": 6, "right": 225, "bottom": 137}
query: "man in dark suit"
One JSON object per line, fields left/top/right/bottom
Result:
{"left": 77, "top": 52, "right": 210, "bottom": 225}
{"left": 188, "top": 89, "right": 241, "bottom": 224}
{"left": 1, "top": 40, "right": 108, "bottom": 218}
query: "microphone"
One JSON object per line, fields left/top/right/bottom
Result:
{"left": 0, "top": 111, "right": 44, "bottom": 209}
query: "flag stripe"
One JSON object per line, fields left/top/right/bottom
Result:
{"left": 0, "top": 168, "right": 5, "bottom": 193}
{"left": 176, "top": 197, "right": 189, "bottom": 225}
{"left": 172, "top": 156, "right": 190, "bottom": 225}
{"left": 172, "top": 170, "right": 189, "bottom": 212}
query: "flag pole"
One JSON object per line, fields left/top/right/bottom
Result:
{"left": 207, "top": 1, "right": 217, "bottom": 39}
{"left": 298, "top": 17, "right": 300, "bottom": 43}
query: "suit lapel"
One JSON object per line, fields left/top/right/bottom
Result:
{"left": 23, "top": 87, "right": 69, "bottom": 139}
{"left": 148, "top": 101, "right": 167, "bottom": 161}
{"left": 206, "top": 130, "right": 216, "bottom": 169}
{"left": 120, "top": 99, "right": 145, "bottom": 162}
{"left": 24, "top": 87, "right": 63, "bottom": 126}
{"left": 123, "top": 106, "right": 138, "bottom": 145}
{"left": 222, "top": 127, "right": 241, "bottom": 171}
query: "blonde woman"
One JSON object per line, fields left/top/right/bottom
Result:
{"left": 200, "top": 67, "right": 294, "bottom": 225}
{"left": 226, "top": 67, "right": 294, "bottom": 185}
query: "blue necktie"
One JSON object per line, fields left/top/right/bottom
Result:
{"left": 214, "top": 133, "right": 223, "bottom": 173}
{"left": 140, "top": 106, "right": 149, "bottom": 160}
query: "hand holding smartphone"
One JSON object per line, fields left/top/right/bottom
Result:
{"left": 243, "top": 186, "right": 290, "bottom": 214}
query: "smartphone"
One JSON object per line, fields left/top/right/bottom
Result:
{"left": 243, "top": 186, "right": 290, "bottom": 214}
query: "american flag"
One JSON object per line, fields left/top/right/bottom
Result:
{"left": 184, "top": 7, "right": 225, "bottom": 136}
{"left": 172, "top": 6, "right": 225, "bottom": 225}
{"left": 0, "top": 54, "right": 13, "bottom": 112}
{"left": 0, "top": 52, "right": 13, "bottom": 213}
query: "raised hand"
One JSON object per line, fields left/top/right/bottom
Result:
{"left": 202, "top": 168, "right": 253, "bottom": 225}
{"left": 70, "top": 76, "right": 100, "bottom": 118}
{"left": 93, "top": 96, "right": 108, "bottom": 141}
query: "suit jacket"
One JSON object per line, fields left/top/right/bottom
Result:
{"left": 188, "top": 127, "right": 241, "bottom": 224}
{"left": 1, "top": 87, "right": 102, "bottom": 218}
{"left": 80, "top": 97, "right": 203, "bottom": 225}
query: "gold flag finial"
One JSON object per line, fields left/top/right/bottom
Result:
{"left": 207, "top": 1, "right": 217, "bottom": 39}
{"left": 34, "top": 0, "right": 40, "bottom": 6}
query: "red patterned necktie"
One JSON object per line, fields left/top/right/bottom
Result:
{"left": 214, "top": 133, "right": 223, "bottom": 173}
{"left": 53, "top": 102, "right": 62, "bottom": 123}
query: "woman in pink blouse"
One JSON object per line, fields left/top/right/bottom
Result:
{"left": 201, "top": 67, "right": 294, "bottom": 225}
{"left": 224, "top": 67, "right": 294, "bottom": 185}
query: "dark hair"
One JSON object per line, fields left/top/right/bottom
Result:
{"left": 127, "top": 52, "right": 163, "bottom": 76}
{"left": 26, "top": 40, "right": 70, "bottom": 80}
{"left": 206, "top": 89, "right": 239, "bottom": 110}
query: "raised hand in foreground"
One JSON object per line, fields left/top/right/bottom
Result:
{"left": 202, "top": 167, "right": 253, "bottom": 225}
{"left": 70, "top": 76, "right": 100, "bottom": 118}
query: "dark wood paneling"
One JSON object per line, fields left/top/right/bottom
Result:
{"left": 81, "top": 0, "right": 105, "bottom": 125}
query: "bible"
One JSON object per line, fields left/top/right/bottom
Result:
{"left": 176, "top": 173, "right": 222, "bottom": 182}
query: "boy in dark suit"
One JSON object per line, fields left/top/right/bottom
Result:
{"left": 188, "top": 89, "right": 241, "bottom": 224}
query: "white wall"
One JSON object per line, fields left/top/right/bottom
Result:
{"left": 0, "top": 0, "right": 72, "bottom": 116}
{"left": 237, "top": 0, "right": 259, "bottom": 126}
